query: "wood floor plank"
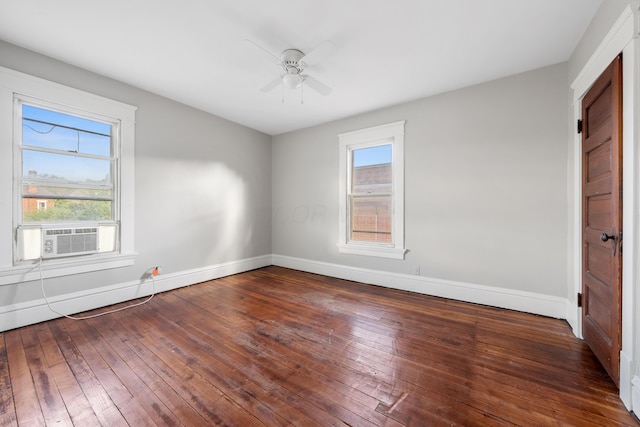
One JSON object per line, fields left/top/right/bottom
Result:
{"left": 0, "top": 333, "right": 18, "bottom": 427}
{"left": 80, "top": 318, "right": 186, "bottom": 426}
{"left": 46, "top": 361, "right": 103, "bottom": 426}
{"left": 216, "top": 281, "right": 575, "bottom": 425}
{"left": 195, "top": 270, "right": 636, "bottom": 426}
{"left": 113, "top": 300, "right": 279, "bottom": 426}
{"left": 26, "top": 322, "right": 103, "bottom": 425}
{"left": 161, "top": 288, "right": 398, "bottom": 427}
{"left": 1, "top": 266, "right": 637, "bottom": 426}
{"left": 240, "top": 268, "right": 636, "bottom": 424}
{"left": 48, "top": 320, "right": 129, "bottom": 426}
{"left": 186, "top": 272, "right": 636, "bottom": 426}
{"left": 85, "top": 314, "right": 219, "bottom": 426}
{"left": 129, "top": 296, "right": 347, "bottom": 426}
{"left": 106, "top": 313, "right": 237, "bottom": 425}
{"left": 18, "top": 326, "right": 75, "bottom": 426}
{"left": 33, "top": 322, "right": 67, "bottom": 368}
{"left": 4, "top": 329, "right": 46, "bottom": 426}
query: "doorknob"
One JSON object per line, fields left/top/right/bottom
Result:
{"left": 601, "top": 232, "right": 616, "bottom": 242}
{"left": 601, "top": 228, "right": 619, "bottom": 256}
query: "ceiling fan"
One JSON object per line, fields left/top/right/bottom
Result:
{"left": 246, "top": 39, "right": 335, "bottom": 97}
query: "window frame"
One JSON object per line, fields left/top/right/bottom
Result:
{"left": 348, "top": 141, "right": 393, "bottom": 244}
{"left": 337, "top": 121, "right": 406, "bottom": 259}
{"left": 17, "top": 96, "right": 119, "bottom": 225}
{"left": 0, "top": 66, "right": 137, "bottom": 285}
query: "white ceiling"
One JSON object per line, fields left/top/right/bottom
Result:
{"left": 0, "top": 0, "right": 602, "bottom": 136}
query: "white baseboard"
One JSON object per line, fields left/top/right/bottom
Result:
{"left": 621, "top": 349, "right": 635, "bottom": 410}
{"left": 0, "top": 254, "right": 271, "bottom": 332}
{"left": 566, "top": 300, "right": 581, "bottom": 338}
{"left": 632, "top": 375, "right": 640, "bottom": 414}
{"left": 0, "top": 253, "right": 571, "bottom": 331}
{"left": 271, "top": 254, "right": 568, "bottom": 319}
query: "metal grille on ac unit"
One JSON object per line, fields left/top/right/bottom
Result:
{"left": 42, "top": 227, "right": 99, "bottom": 258}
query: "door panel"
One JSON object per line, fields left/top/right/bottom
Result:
{"left": 586, "top": 243, "right": 610, "bottom": 283}
{"left": 581, "top": 54, "right": 622, "bottom": 387}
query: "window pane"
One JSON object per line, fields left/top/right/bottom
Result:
{"left": 22, "top": 104, "right": 112, "bottom": 157}
{"left": 353, "top": 144, "right": 391, "bottom": 167}
{"left": 22, "top": 198, "right": 112, "bottom": 222}
{"left": 23, "top": 184, "right": 112, "bottom": 200}
{"left": 23, "top": 150, "right": 112, "bottom": 186}
{"left": 350, "top": 194, "right": 392, "bottom": 243}
{"left": 352, "top": 144, "right": 392, "bottom": 194}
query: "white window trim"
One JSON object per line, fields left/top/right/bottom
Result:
{"left": 337, "top": 120, "right": 406, "bottom": 259}
{"left": 0, "top": 66, "right": 137, "bottom": 285}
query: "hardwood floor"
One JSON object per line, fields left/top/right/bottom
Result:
{"left": 1, "top": 266, "right": 637, "bottom": 426}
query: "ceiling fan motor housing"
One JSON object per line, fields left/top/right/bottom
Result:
{"left": 281, "top": 49, "right": 305, "bottom": 74}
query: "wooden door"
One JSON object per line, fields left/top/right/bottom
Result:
{"left": 581, "top": 54, "right": 622, "bottom": 387}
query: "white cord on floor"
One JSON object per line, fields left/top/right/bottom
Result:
{"left": 39, "top": 258, "right": 156, "bottom": 320}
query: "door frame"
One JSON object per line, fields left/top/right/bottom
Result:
{"left": 570, "top": 3, "right": 640, "bottom": 410}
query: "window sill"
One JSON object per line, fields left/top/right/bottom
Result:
{"left": 0, "top": 252, "right": 137, "bottom": 286}
{"left": 337, "top": 243, "right": 407, "bottom": 260}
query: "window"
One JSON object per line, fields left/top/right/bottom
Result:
{"left": 338, "top": 121, "right": 406, "bottom": 259}
{"left": 19, "top": 103, "right": 116, "bottom": 224}
{"left": 0, "top": 66, "right": 136, "bottom": 284}
{"left": 350, "top": 144, "right": 392, "bottom": 243}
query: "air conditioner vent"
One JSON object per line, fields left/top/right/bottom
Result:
{"left": 42, "top": 227, "right": 98, "bottom": 258}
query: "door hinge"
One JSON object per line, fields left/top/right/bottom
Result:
{"left": 577, "top": 119, "right": 583, "bottom": 134}
{"left": 577, "top": 292, "right": 583, "bottom": 308}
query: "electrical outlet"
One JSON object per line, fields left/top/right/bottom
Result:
{"left": 414, "top": 266, "right": 420, "bottom": 275}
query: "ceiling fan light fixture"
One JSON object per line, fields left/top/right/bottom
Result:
{"left": 251, "top": 41, "right": 333, "bottom": 97}
{"left": 283, "top": 74, "right": 303, "bottom": 89}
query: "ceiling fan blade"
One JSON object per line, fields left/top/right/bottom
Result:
{"left": 303, "top": 75, "right": 332, "bottom": 96}
{"left": 300, "top": 40, "right": 336, "bottom": 66}
{"left": 260, "top": 76, "right": 282, "bottom": 93}
{"left": 243, "top": 39, "right": 281, "bottom": 64}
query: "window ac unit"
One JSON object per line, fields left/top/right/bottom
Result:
{"left": 42, "top": 226, "right": 99, "bottom": 259}
{"left": 16, "top": 224, "right": 117, "bottom": 261}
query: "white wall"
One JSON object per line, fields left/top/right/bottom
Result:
{"left": 0, "top": 40, "right": 272, "bottom": 327}
{"left": 272, "top": 63, "right": 569, "bottom": 299}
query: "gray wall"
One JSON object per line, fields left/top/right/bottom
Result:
{"left": 273, "top": 62, "right": 569, "bottom": 297}
{"left": 0, "top": 40, "right": 272, "bottom": 304}
{"left": 568, "top": 0, "right": 634, "bottom": 83}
